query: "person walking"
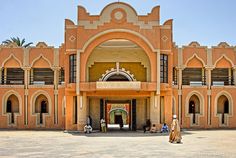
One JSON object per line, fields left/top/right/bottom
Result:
{"left": 169, "top": 115, "right": 182, "bottom": 143}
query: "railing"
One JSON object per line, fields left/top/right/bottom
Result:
{"left": 1, "top": 76, "right": 24, "bottom": 85}
{"left": 172, "top": 75, "right": 177, "bottom": 85}
{"left": 182, "top": 76, "right": 206, "bottom": 86}
{"left": 211, "top": 76, "right": 234, "bottom": 86}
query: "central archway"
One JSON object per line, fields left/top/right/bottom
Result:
{"left": 80, "top": 30, "right": 156, "bottom": 82}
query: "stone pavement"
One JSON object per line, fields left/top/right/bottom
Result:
{"left": 0, "top": 129, "right": 235, "bottom": 158}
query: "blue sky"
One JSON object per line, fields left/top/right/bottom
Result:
{"left": 0, "top": 0, "right": 235, "bottom": 47}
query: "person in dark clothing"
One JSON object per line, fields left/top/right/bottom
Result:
{"left": 143, "top": 119, "right": 151, "bottom": 133}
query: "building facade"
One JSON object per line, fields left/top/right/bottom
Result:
{"left": 0, "top": 2, "right": 236, "bottom": 130}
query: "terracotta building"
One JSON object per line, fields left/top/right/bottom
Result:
{"left": 0, "top": 2, "right": 236, "bottom": 131}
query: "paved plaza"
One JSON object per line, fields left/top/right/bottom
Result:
{"left": 0, "top": 129, "right": 236, "bottom": 157}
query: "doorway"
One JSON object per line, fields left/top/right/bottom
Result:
{"left": 100, "top": 99, "right": 136, "bottom": 131}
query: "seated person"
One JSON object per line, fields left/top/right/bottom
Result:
{"left": 143, "top": 119, "right": 151, "bottom": 133}
{"left": 150, "top": 124, "right": 157, "bottom": 133}
{"left": 161, "top": 123, "right": 169, "bottom": 133}
{"left": 84, "top": 124, "right": 93, "bottom": 134}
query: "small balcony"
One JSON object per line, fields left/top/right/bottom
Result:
{"left": 1, "top": 68, "right": 24, "bottom": 85}
{"left": 30, "top": 68, "right": 54, "bottom": 85}
{"left": 211, "top": 76, "right": 234, "bottom": 86}
{"left": 211, "top": 68, "right": 234, "bottom": 86}
{"left": 182, "top": 68, "right": 206, "bottom": 86}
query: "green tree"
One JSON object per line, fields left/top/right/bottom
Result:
{"left": 2, "top": 37, "right": 33, "bottom": 48}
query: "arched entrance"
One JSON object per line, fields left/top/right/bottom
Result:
{"left": 6, "top": 94, "right": 19, "bottom": 124}
{"left": 109, "top": 108, "right": 128, "bottom": 129}
{"left": 217, "top": 95, "right": 229, "bottom": 125}
{"left": 188, "top": 95, "right": 200, "bottom": 124}
{"left": 84, "top": 38, "right": 151, "bottom": 131}
{"left": 34, "top": 94, "right": 49, "bottom": 125}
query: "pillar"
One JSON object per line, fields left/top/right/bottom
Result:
{"left": 77, "top": 92, "right": 87, "bottom": 131}
{"left": 4, "top": 68, "right": 7, "bottom": 84}
{"left": 76, "top": 50, "right": 80, "bottom": 95}
{"left": 53, "top": 68, "right": 59, "bottom": 124}
{"left": 23, "top": 67, "right": 30, "bottom": 125}
{"left": 207, "top": 90, "right": 211, "bottom": 125}
{"left": 206, "top": 67, "right": 212, "bottom": 125}
{"left": 233, "top": 67, "right": 236, "bottom": 85}
{"left": 177, "top": 68, "right": 183, "bottom": 124}
{"left": 0, "top": 67, "right": 2, "bottom": 84}
{"left": 150, "top": 92, "right": 160, "bottom": 126}
{"left": 156, "top": 49, "right": 160, "bottom": 95}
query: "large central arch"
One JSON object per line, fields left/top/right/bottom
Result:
{"left": 79, "top": 29, "right": 157, "bottom": 82}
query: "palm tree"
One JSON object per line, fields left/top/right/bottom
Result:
{"left": 2, "top": 37, "right": 33, "bottom": 48}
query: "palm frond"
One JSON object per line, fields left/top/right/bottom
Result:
{"left": 2, "top": 37, "right": 33, "bottom": 48}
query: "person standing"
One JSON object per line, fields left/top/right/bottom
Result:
{"left": 169, "top": 115, "right": 182, "bottom": 143}
{"left": 100, "top": 118, "right": 107, "bottom": 133}
{"left": 87, "top": 116, "right": 92, "bottom": 127}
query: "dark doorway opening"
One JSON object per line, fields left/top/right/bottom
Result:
{"left": 40, "top": 101, "right": 47, "bottom": 124}
{"left": 7, "top": 100, "right": 14, "bottom": 124}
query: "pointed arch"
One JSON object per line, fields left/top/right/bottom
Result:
{"left": 185, "top": 91, "right": 205, "bottom": 126}
{"left": 213, "top": 54, "right": 234, "bottom": 68}
{"left": 1, "top": 54, "right": 22, "bottom": 67}
{"left": 214, "top": 91, "right": 233, "bottom": 126}
{"left": 214, "top": 91, "right": 233, "bottom": 116}
{"left": 30, "top": 90, "right": 52, "bottom": 115}
{"left": 2, "top": 90, "right": 22, "bottom": 115}
{"left": 184, "top": 53, "right": 205, "bottom": 68}
{"left": 31, "top": 54, "right": 52, "bottom": 68}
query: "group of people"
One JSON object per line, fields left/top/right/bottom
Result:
{"left": 83, "top": 116, "right": 108, "bottom": 134}
{"left": 84, "top": 115, "right": 182, "bottom": 143}
{"left": 143, "top": 115, "right": 182, "bottom": 143}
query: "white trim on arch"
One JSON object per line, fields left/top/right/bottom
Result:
{"left": 99, "top": 68, "right": 136, "bottom": 81}
{"left": 1, "top": 54, "right": 23, "bottom": 67}
{"left": 213, "top": 54, "right": 234, "bottom": 68}
{"left": 2, "top": 90, "right": 23, "bottom": 126}
{"left": 183, "top": 53, "right": 206, "bottom": 69}
{"left": 78, "top": 29, "right": 157, "bottom": 53}
{"left": 30, "top": 54, "right": 53, "bottom": 68}
{"left": 214, "top": 91, "right": 233, "bottom": 127}
{"left": 30, "top": 90, "right": 52, "bottom": 127}
{"left": 185, "top": 91, "right": 205, "bottom": 127}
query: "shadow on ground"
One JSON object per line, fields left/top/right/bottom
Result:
{"left": 66, "top": 129, "right": 194, "bottom": 137}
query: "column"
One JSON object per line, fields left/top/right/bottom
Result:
{"left": 77, "top": 92, "right": 87, "bottom": 131}
{"left": 206, "top": 68, "right": 212, "bottom": 89}
{"left": 233, "top": 67, "right": 236, "bottom": 85}
{"left": 177, "top": 68, "right": 182, "bottom": 124}
{"left": 76, "top": 50, "right": 80, "bottom": 95}
{"left": 150, "top": 92, "right": 160, "bottom": 126}
{"left": 0, "top": 67, "right": 2, "bottom": 84}
{"left": 53, "top": 68, "right": 59, "bottom": 124}
{"left": 206, "top": 67, "right": 212, "bottom": 125}
{"left": 4, "top": 68, "right": 7, "bottom": 84}
{"left": 156, "top": 49, "right": 160, "bottom": 95}
{"left": 207, "top": 90, "right": 211, "bottom": 125}
{"left": 23, "top": 67, "right": 30, "bottom": 125}
{"left": 178, "top": 90, "right": 182, "bottom": 124}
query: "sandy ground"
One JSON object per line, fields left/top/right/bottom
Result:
{"left": 0, "top": 129, "right": 235, "bottom": 158}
